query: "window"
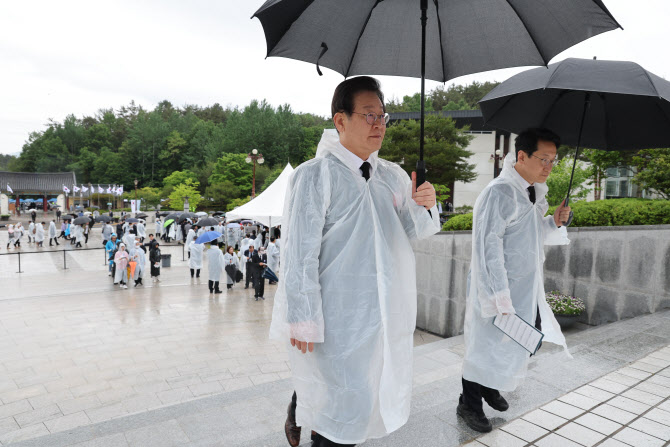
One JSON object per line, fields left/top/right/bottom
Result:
{"left": 606, "top": 180, "right": 618, "bottom": 197}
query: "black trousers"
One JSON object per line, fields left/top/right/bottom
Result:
{"left": 254, "top": 272, "right": 264, "bottom": 298}
{"left": 462, "top": 306, "right": 543, "bottom": 413}
{"left": 245, "top": 262, "right": 254, "bottom": 287}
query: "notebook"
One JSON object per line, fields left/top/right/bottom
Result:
{"left": 493, "top": 313, "right": 544, "bottom": 355}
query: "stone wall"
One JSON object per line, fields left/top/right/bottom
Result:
{"left": 413, "top": 225, "right": 670, "bottom": 338}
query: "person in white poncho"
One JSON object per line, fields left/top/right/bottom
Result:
{"left": 458, "top": 128, "right": 573, "bottom": 433}
{"left": 273, "top": 77, "right": 440, "bottom": 447}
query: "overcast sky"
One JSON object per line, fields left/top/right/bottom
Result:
{"left": 1, "top": 0, "right": 668, "bottom": 155}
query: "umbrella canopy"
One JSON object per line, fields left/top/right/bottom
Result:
{"left": 73, "top": 217, "right": 90, "bottom": 225}
{"left": 480, "top": 58, "right": 670, "bottom": 151}
{"left": 212, "top": 211, "right": 226, "bottom": 216}
{"left": 262, "top": 266, "right": 279, "bottom": 283}
{"left": 163, "top": 219, "right": 175, "bottom": 228}
{"left": 253, "top": 0, "right": 621, "bottom": 177}
{"left": 158, "top": 211, "right": 172, "bottom": 216}
{"left": 51, "top": 204, "right": 61, "bottom": 208}
{"left": 165, "top": 213, "right": 181, "bottom": 221}
{"left": 480, "top": 57, "right": 670, "bottom": 223}
{"left": 196, "top": 217, "right": 220, "bottom": 227}
{"left": 227, "top": 222, "right": 241, "bottom": 228}
{"left": 95, "top": 215, "right": 112, "bottom": 223}
{"left": 177, "top": 212, "right": 198, "bottom": 223}
{"left": 48, "top": 198, "right": 57, "bottom": 203}
{"left": 136, "top": 213, "right": 148, "bottom": 219}
{"left": 83, "top": 211, "right": 92, "bottom": 216}
{"left": 195, "top": 231, "right": 223, "bottom": 244}
{"left": 195, "top": 211, "right": 208, "bottom": 217}
{"left": 62, "top": 214, "right": 78, "bottom": 221}
{"left": 126, "top": 218, "right": 139, "bottom": 223}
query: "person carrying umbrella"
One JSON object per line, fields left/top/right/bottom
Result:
{"left": 223, "top": 245, "right": 239, "bottom": 290}
{"left": 458, "top": 129, "right": 572, "bottom": 432}
{"left": 273, "top": 77, "right": 440, "bottom": 447}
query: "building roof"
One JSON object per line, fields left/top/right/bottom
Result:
{"left": 389, "top": 109, "right": 496, "bottom": 132}
{"left": 0, "top": 171, "right": 77, "bottom": 194}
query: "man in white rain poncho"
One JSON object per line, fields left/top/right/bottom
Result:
{"left": 458, "top": 128, "right": 573, "bottom": 433}
{"left": 272, "top": 77, "right": 440, "bottom": 447}
{"left": 137, "top": 220, "right": 146, "bottom": 243}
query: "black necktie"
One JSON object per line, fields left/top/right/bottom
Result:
{"left": 527, "top": 185, "right": 536, "bottom": 204}
{"left": 360, "top": 162, "right": 371, "bottom": 181}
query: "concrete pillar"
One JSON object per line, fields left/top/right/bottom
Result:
{"left": 15, "top": 194, "right": 20, "bottom": 216}
{"left": 43, "top": 194, "right": 48, "bottom": 212}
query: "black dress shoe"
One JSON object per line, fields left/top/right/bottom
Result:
{"left": 284, "top": 401, "right": 301, "bottom": 447}
{"left": 457, "top": 402, "right": 492, "bottom": 433}
{"left": 484, "top": 393, "right": 509, "bottom": 412}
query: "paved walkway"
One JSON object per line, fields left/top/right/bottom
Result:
{"left": 0, "top": 227, "right": 669, "bottom": 446}
{"left": 466, "top": 346, "right": 670, "bottom": 447}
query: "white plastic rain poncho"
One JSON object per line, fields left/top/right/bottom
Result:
{"left": 137, "top": 222, "right": 146, "bottom": 239}
{"left": 462, "top": 153, "right": 571, "bottom": 392}
{"left": 49, "top": 221, "right": 57, "bottom": 238}
{"left": 206, "top": 245, "right": 224, "bottom": 281}
{"left": 35, "top": 223, "right": 45, "bottom": 244}
{"left": 266, "top": 241, "right": 280, "bottom": 273}
{"left": 101, "top": 223, "right": 112, "bottom": 241}
{"left": 73, "top": 225, "right": 83, "bottom": 244}
{"left": 130, "top": 243, "right": 146, "bottom": 280}
{"left": 185, "top": 229, "right": 196, "bottom": 252}
{"left": 122, "top": 232, "right": 135, "bottom": 249}
{"left": 269, "top": 129, "right": 441, "bottom": 444}
{"left": 224, "top": 251, "right": 238, "bottom": 285}
{"left": 28, "top": 222, "right": 35, "bottom": 241}
{"left": 168, "top": 224, "right": 176, "bottom": 240}
{"left": 155, "top": 219, "right": 162, "bottom": 236}
{"left": 189, "top": 242, "right": 204, "bottom": 270}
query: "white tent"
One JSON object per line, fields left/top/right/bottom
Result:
{"left": 226, "top": 163, "right": 294, "bottom": 228}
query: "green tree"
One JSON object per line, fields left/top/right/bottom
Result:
{"left": 380, "top": 115, "right": 476, "bottom": 186}
{"left": 168, "top": 178, "right": 203, "bottom": 211}
{"left": 162, "top": 170, "right": 198, "bottom": 195}
{"left": 123, "top": 187, "right": 162, "bottom": 209}
{"left": 631, "top": 148, "right": 670, "bottom": 199}
{"left": 545, "top": 157, "right": 591, "bottom": 206}
{"left": 205, "top": 181, "right": 242, "bottom": 210}
{"left": 385, "top": 93, "right": 434, "bottom": 113}
{"left": 226, "top": 196, "right": 251, "bottom": 212}
{"left": 434, "top": 184, "right": 451, "bottom": 205}
{"left": 209, "top": 153, "right": 253, "bottom": 192}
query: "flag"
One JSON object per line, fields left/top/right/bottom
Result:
{"left": 73, "top": 184, "right": 80, "bottom": 193}
{"left": 117, "top": 185, "right": 124, "bottom": 195}
{"left": 98, "top": 185, "right": 104, "bottom": 194}
{"left": 106, "top": 186, "right": 112, "bottom": 194}
{"left": 82, "top": 185, "right": 88, "bottom": 193}
{"left": 63, "top": 185, "right": 70, "bottom": 194}
{"left": 6, "top": 184, "right": 12, "bottom": 194}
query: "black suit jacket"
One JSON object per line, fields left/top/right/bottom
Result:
{"left": 248, "top": 251, "right": 266, "bottom": 273}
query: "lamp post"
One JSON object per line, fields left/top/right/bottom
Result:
{"left": 134, "top": 179, "right": 138, "bottom": 216}
{"left": 245, "top": 149, "right": 265, "bottom": 198}
{"left": 183, "top": 195, "right": 190, "bottom": 213}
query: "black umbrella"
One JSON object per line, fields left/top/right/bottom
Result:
{"left": 196, "top": 217, "right": 220, "bottom": 227}
{"left": 158, "top": 211, "right": 172, "bottom": 217}
{"left": 62, "top": 214, "right": 77, "bottom": 221}
{"left": 480, "top": 57, "right": 670, "bottom": 223}
{"left": 252, "top": 1, "right": 621, "bottom": 184}
{"left": 165, "top": 213, "right": 182, "bottom": 221}
{"left": 177, "top": 212, "right": 198, "bottom": 223}
{"left": 126, "top": 218, "right": 140, "bottom": 223}
{"left": 212, "top": 211, "right": 226, "bottom": 216}
{"left": 136, "top": 213, "right": 148, "bottom": 219}
{"left": 73, "top": 216, "right": 90, "bottom": 225}
{"left": 95, "top": 215, "right": 112, "bottom": 223}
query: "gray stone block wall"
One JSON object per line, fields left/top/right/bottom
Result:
{"left": 413, "top": 225, "right": 670, "bottom": 337}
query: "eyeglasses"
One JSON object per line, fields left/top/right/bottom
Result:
{"left": 530, "top": 154, "right": 559, "bottom": 167}
{"left": 351, "top": 112, "right": 390, "bottom": 126}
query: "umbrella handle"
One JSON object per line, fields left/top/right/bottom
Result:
{"left": 416, "top": 160, "right": 426, "bottom": 188}
{"left": 562, "top": 210, "right": 574, "bottom": 227}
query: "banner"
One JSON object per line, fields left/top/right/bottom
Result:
{"left": 130, "top": 200, "right": 142, "bottom": 214}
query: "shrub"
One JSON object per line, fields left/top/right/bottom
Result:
{"left": 546, "top": 291, "right": 585, "bottom": 316}
{"left": 441, "top": 198, "right": 669, "bottom": 231}
{"left": 442, "top": 213, "right": 473, "bottom": 231}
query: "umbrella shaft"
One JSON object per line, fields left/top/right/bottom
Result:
{"left": 565, "top": 93, "right": 591, "bottom": 206}
{"left": 417, "top": 0, "right": 428, "bottom": 186}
